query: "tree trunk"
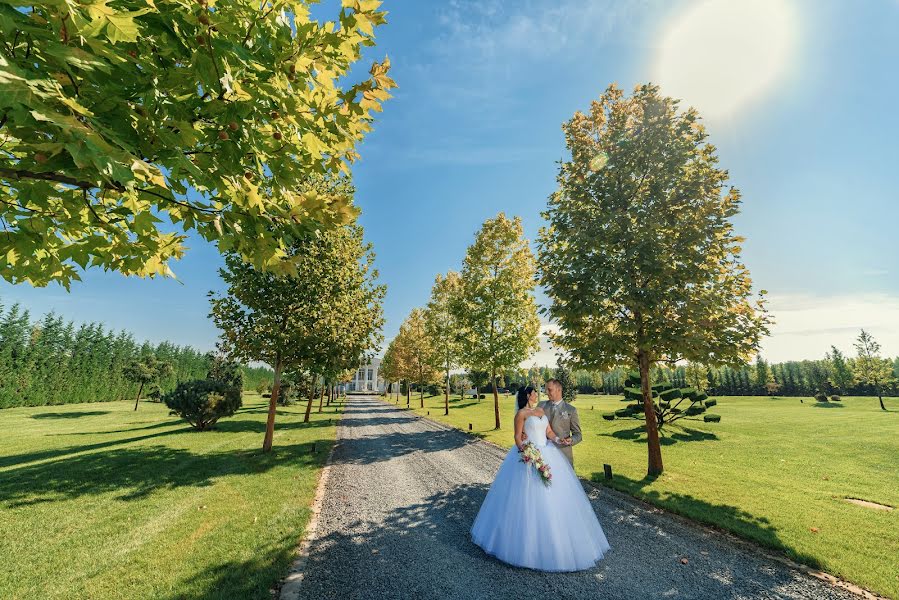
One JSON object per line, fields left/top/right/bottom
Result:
{"left": 878, "top": 386, "right": 886, "bottom": 411}
{"left": 406, "top": 381, "right": 410, "bottom": 407}
{"left": 304, "top": 374, "right": 316, "bottom": 423}
{"left": 262, "top": 358, "right": 283, "bottom": 452}
{"left": 445, "top": 369, "right": 450, "bottom": 416}
{"left": 492, "top": 370, "right": 500, "bottom": 430}
{"left": 420, "top": 377, "right": 424, "bottom": 408}
{"left": 318, "top": 380, "right": 325, "bottom": 413}
{"left": 638, "top": 349, "right": 664, "bottom": 476}
{"left": 133, "top": 381, "right": 145, "bottom": 411}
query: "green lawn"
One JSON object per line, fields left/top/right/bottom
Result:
{"left": 0, "top": 393, "right": 340, "bottom": 600}
{"left": 395, "top": 391, "right": 899, "bottom": 598}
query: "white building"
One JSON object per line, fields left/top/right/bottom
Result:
{"left": 346, "top": 357, "right": 387, "bottom": 393}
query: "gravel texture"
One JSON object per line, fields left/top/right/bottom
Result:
{"left": 295, "top": 396, "right": 860, "bottom": 600}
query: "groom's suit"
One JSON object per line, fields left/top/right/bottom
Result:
{"left": 539, "top": 399, "right": 582, "bottom": 466}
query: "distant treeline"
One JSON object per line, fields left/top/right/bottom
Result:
{"left": 499, "top": 356, "right": 899, "bottom": 398}
{"left": 0, "top": 300, "right": 272, "bottom": 409}
{"left": 570, "top": 360, "right": 899, "bottom": 397}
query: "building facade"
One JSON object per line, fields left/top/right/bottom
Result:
{"left": 346, "top": 357, "right": 387, "bottom": 393}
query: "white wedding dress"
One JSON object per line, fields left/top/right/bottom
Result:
{"left": 470, "top": 414, "right": 610, "bottom": 572}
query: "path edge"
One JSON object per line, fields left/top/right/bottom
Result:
{"left": 390, "top": 398, "right": 887, "bottom": 600}
{"left": 276, "top": 404, "right": 345, "bottom": 600}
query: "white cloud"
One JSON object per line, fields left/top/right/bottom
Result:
{"left": 760, "top": 292, "right": 899, "bottom": 362}
{"left": 423, "top": 0, "right": 651, "bottom": 105}
{"left": 525, "top": 293, "right": 899, "bottom": 368}
{"left": 522, "top": 321, "right": 561, "bottom": 368}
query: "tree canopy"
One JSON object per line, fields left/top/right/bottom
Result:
{"left": 456, "top": 212, "right": 540, "bottom": 429}
{"left": 392, "top": 308, "right": 438, "bottom": 408}
{"left": 538, "top": 84, "right": 769, "bottom": 475}
{"left": 210, "top": 185, "right": 384, "bottom": 450}
{"left": 1, "top": 0, "right": 394, "bottom": 287}
{"left": 425, "top": 271, "right": 462, "bottom": 415}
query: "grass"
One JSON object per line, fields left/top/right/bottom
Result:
{"left": 0, "top": 393, "right": 341, "bottom": 600}
{"left": 394, "top": 391, "right": 899, "bottom": 599}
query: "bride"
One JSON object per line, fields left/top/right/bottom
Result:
{"left": 470, "top": 386, "right": 610, "bottom": 572}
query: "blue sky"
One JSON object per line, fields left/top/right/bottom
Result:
{"left": 2, "top": 0, "right": 898, "bottom": 364}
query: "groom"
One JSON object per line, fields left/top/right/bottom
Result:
{"left": 540, "top": 379, "right": 582, "bottom": 467}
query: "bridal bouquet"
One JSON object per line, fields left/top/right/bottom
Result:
{"left": 519, "top": 442, "right": 552, "bottom": 486}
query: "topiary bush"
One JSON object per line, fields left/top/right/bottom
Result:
{"left": 479, "top": 394, "right": 486, "bottom": 399}
{"left": 814, "top": 392, "right": 828, "bottom": 402}
{"left": 603, "top": 372, "right": 721, "bottom": 429}
{"left": 703, "top": 414, "right": 721, "bottom": 423}
{"left": 164, "top": 379, "right": 242, "bottom": 430}
{"left": 830, "top": 394, "right": 841, "bottom": 402}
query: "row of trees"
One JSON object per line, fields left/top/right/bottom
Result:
{"left": 209, "top": 176, "right": 385, "bottom": 452}
{"left": 381, "top": 213, "right": 541, "bottom": 429}
{"left": 385, "top": 85, "right": 769, "bottom": 477}
{"left": 0, "top": 297, "right": 272, "bottom": 408}
{"left": 2, "top": 1, "right": 392, "bottom": 446}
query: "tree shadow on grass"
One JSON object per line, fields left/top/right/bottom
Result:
{"left": 0, "top": 439, "right": 331, "bottom": 508}
{"left": 166, "top": 530, "right": 301, "bottom": 600}
{"left": 588, "top": 471, "right": 825, "bottom": 572}
{"left": 0, "top": 413, "right": 331, "bottom": 470}
{"left": 602, "top": 424, "right": 719, "bottom": 446}
{"left": 211, "top": 416, "right": 335, "bottom": 434}
{"left": 47, "top": 419, "right": 185, "bottom": 436}
{"left": 31, "top": 410, "right": 111, "bottom": 419}
{"left": 0, "top": 426, "right": 194, "bottom": 469}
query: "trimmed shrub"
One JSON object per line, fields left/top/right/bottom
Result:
{"left": 164, "top": 379, "right": 242, "bottom": 430}
{"left": 685, "top": 405, "right": 705, "bottom": 416}
{"left": 703, "top": 414, "right": 721, "bottom": 423}
{"left": 614, "top": 408, "right": 631, "bottom": 417}
{"left": 479, "top": 394, "right": 486, "bottom": 399}
{"left": 659, "top": 388, "right": 681, "bottom": 402}
{"left": 602, "top": 412, "right": 616, "bottom": 421}
{"left": 830, "top": 394, "right": 841, "bottom": 402}
{"left": 704, "top": 399, "right": 717, "bottom": 408}
{"left": 814, "top": 392, "right": 828, "bottom": 402}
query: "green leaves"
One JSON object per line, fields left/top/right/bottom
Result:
{"left": 1, "top": 0, "right": 395, "bottom": 287}
{"left": 538, "top": 83, "right": 770, "bottom": 372}
{"left": 209, "top": 177, "right": 385, "bottom": 385}
{"left": 455, "top": 213, "right": 541, "bottom": 390}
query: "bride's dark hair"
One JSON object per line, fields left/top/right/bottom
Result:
{"left": 516, "top": 386, "right": 536, "bottom": 410}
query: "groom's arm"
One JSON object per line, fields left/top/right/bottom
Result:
{"left": 568, "top": 407, "right": 582, "bottom": 446}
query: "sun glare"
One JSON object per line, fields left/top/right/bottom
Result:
{"left": 654, "top": 0, "right": 797, "bottom": 119}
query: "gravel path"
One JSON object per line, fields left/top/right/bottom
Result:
{"left": 293, "top": 396, "right": 860, "bottom": 600}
